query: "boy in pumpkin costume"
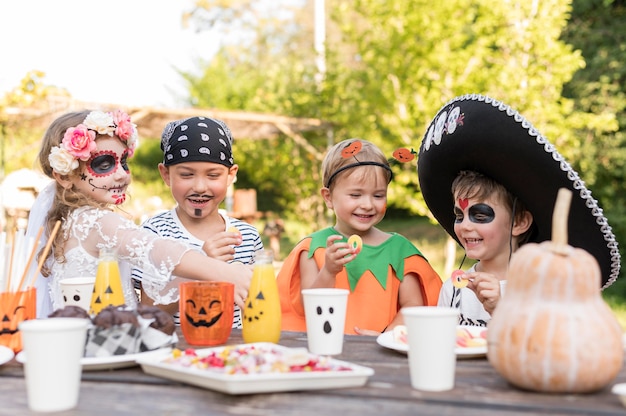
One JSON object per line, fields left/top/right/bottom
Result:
{"left": 277, "top": 139, "right": 442, "bottom": 335}
{"left": 417, "top": 94, "right": 620, "bottom": 326}
{"left": 132, "top": 116, "right": 264, "bottom": 327}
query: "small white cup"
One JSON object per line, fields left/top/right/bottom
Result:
{"left": 19, "top": 318, "right": 88, "bottom": 412}
{"left": 402, "top": 306, "right": 459, "bottom": 391}
{"left": 59, "top": 277, "right": 96, "bottom": 311}
{"left": 301, "top": 288, "right": 349, "bottom": 355}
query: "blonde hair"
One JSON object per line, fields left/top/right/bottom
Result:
{"left": 36, "top": 110, "right": 122, "bottom": 276}
{"left": 322, "top": 139, "right": 392, "bottom": 189}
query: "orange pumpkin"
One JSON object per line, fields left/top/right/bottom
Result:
{"left": 392, "top": 147, "right": 416, "bottom": 163}
{"left": 487, "top": 189, "right": 623, "bottom": 393}
{"left": 341, "top": 141, "right": 362, "bottom": 158}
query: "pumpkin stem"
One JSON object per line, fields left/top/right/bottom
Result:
{"left": 551, "top": 188, "right": 572, "bottom": 255}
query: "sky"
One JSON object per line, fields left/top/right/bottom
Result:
{"left": 0, "top": 0, "right": 220, "bottom": 108}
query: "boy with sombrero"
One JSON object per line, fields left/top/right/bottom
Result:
{"left": 417, "top": 94, "right": 620, "bottom": 326}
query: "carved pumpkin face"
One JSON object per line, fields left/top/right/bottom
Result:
{"left": 341, "top": 141, "right": 362, "bottom": 158}
{"left": 179, "top": 282, "right": 234, "bottom": 346}
{"left": 0, "top": 287, "right": 36, "bottom": 353}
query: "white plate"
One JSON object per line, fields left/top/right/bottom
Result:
{"left": 376, "top": 325, "right": 487, "bottom": 358}
{"left": 0, "top": 345, "right": 15, "bottom": 365}
{"left": 16, "top": 347, "right": 171, "bottom": 371}
{"left": 136, "top": 342, "right": 375, "bottom": 395}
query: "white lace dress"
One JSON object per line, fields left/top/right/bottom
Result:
{"left": 47, "top": 206, "right": 192, "bottom": 313}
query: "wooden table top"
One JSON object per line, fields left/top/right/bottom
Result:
{"left": 2, "top": 328, "right": 625, "bottom": 415}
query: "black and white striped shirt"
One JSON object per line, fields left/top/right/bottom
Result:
{"left": 131, "top": 209, "right": 264, "bottom": 327}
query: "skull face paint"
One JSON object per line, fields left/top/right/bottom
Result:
{"left": 72, "top": 136, "right": 131, "bottom": 206}
{"left": 454, "top": 203, "right": 496, "bottom": 224}
{"left": 87, "top": 150, "right": 130, "bottom": 176}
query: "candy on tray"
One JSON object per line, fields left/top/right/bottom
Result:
{"left": 164, "top": 343, "right": 353, "bottom": 375}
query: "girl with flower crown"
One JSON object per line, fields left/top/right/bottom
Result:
{"left": 28, "top": 109, "right": 252, "bottom": 317}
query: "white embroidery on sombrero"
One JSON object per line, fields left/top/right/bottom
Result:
{"left": 425, "top": 125, "right": 433, "bottom": 150}
{"left": 433, "top": 111, "right": 447, "bottom": 145}
{"left": 447, "top": 107, "right": 461, "bottom": 133}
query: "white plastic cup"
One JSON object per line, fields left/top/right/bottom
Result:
{"left": 59, "top": 277, "right": 96, "bottom": 311}
{"left": 301, "top": 288, "right": 349, "bottom": 355}
{"left": 401, "top": 306, "right": 459, "bottom": 391}
{"left": 19, "top": 318, "right": 88, "bottom": 412}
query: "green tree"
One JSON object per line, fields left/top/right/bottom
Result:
{"left": 0, "top": 71, "right": 71, "bottom": 175}
{"left": 562, "top": 0, "right": 626, "bottom": 295}
{"left": 182, "top": 0, "right": 330, "bottom": 230}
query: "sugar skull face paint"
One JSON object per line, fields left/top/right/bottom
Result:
{"left": 454, "top": 203, "right": 496, "bottom": 224}
{"left": 87, "top": 150, "right": 130, "bottom": 176}
{"left": 72, "top": 136, "right": 131, "bottom": 206}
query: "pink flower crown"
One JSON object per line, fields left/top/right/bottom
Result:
{"left": 49, "top": 110, "right": 139, "bottom": 175}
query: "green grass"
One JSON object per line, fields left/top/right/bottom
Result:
{"left": 262, "top": 214, "right": 626, "bottom": 330}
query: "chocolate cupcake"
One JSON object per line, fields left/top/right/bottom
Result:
{"left": 48, "top": 305, "right": 90, "bottom": 320}
{"left": 137, "top": 304, "right": 175, "bottom": 336}
{"left": 92, "top": 305, "right": 139, "bottom": 329}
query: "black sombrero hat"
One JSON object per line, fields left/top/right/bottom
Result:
{"left": 417, "top": 94, "right": 620, "bottom": 289}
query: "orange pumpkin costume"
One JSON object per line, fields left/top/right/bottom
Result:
{"left": 277, "top": 228, "right": 442, "bottom": 334}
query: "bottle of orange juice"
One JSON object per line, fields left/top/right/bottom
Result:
{"left": 90, "top": 248, "right": 125, "bottom": 315}
{"left": 242, "top": 250, "right": 282, "bottom": 343}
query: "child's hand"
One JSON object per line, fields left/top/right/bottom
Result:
{"left": 203, "top": 230, "right": 242, "bottom": 262}
{"left": 321, "top": 234, "right": 358, "bottom": 276}
{"left": 227, "top": 262, "right": 253, "bottom": 309}
{"left": 465, "top": 271, "right": 503, "bottom": 314}
{"left": 354, "top": 326, "right": 381, "bottom": 336}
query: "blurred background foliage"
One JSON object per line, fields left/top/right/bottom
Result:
{"left": 2, "top": 0, "right": 626, "bottom": 297}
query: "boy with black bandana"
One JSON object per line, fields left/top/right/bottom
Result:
{"left": 132, "top": 116, "right": 263, "bottom": 327}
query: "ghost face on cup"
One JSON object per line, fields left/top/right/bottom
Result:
{"left": 70, "top": 136, "right": 131, "bottom": 206}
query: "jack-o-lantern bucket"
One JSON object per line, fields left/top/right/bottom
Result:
{"left": 179, "top": 281, "right": 234, "bottom": 346}
{"left": 0, "top": 287, "right": 36, "bottom": 353}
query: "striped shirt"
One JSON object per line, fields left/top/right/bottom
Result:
{"left": 131, "top": 208, "right": 263, "bottom": 327}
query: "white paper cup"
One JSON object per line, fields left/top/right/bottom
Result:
{"left": 59, "top": 277, "right": 96, "bottom": 311}
{"left": 402, "top": 306, "right": 459, "bottom": 391}
{"left": 19, "top": 318, "right": 88, "bottom": 412}
{"left": 301, "top": 288, "right": 349, "bottom": 355}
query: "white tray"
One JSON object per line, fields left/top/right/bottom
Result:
{"left": 136, "top": 342, "right": 374, "bottom": 395}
